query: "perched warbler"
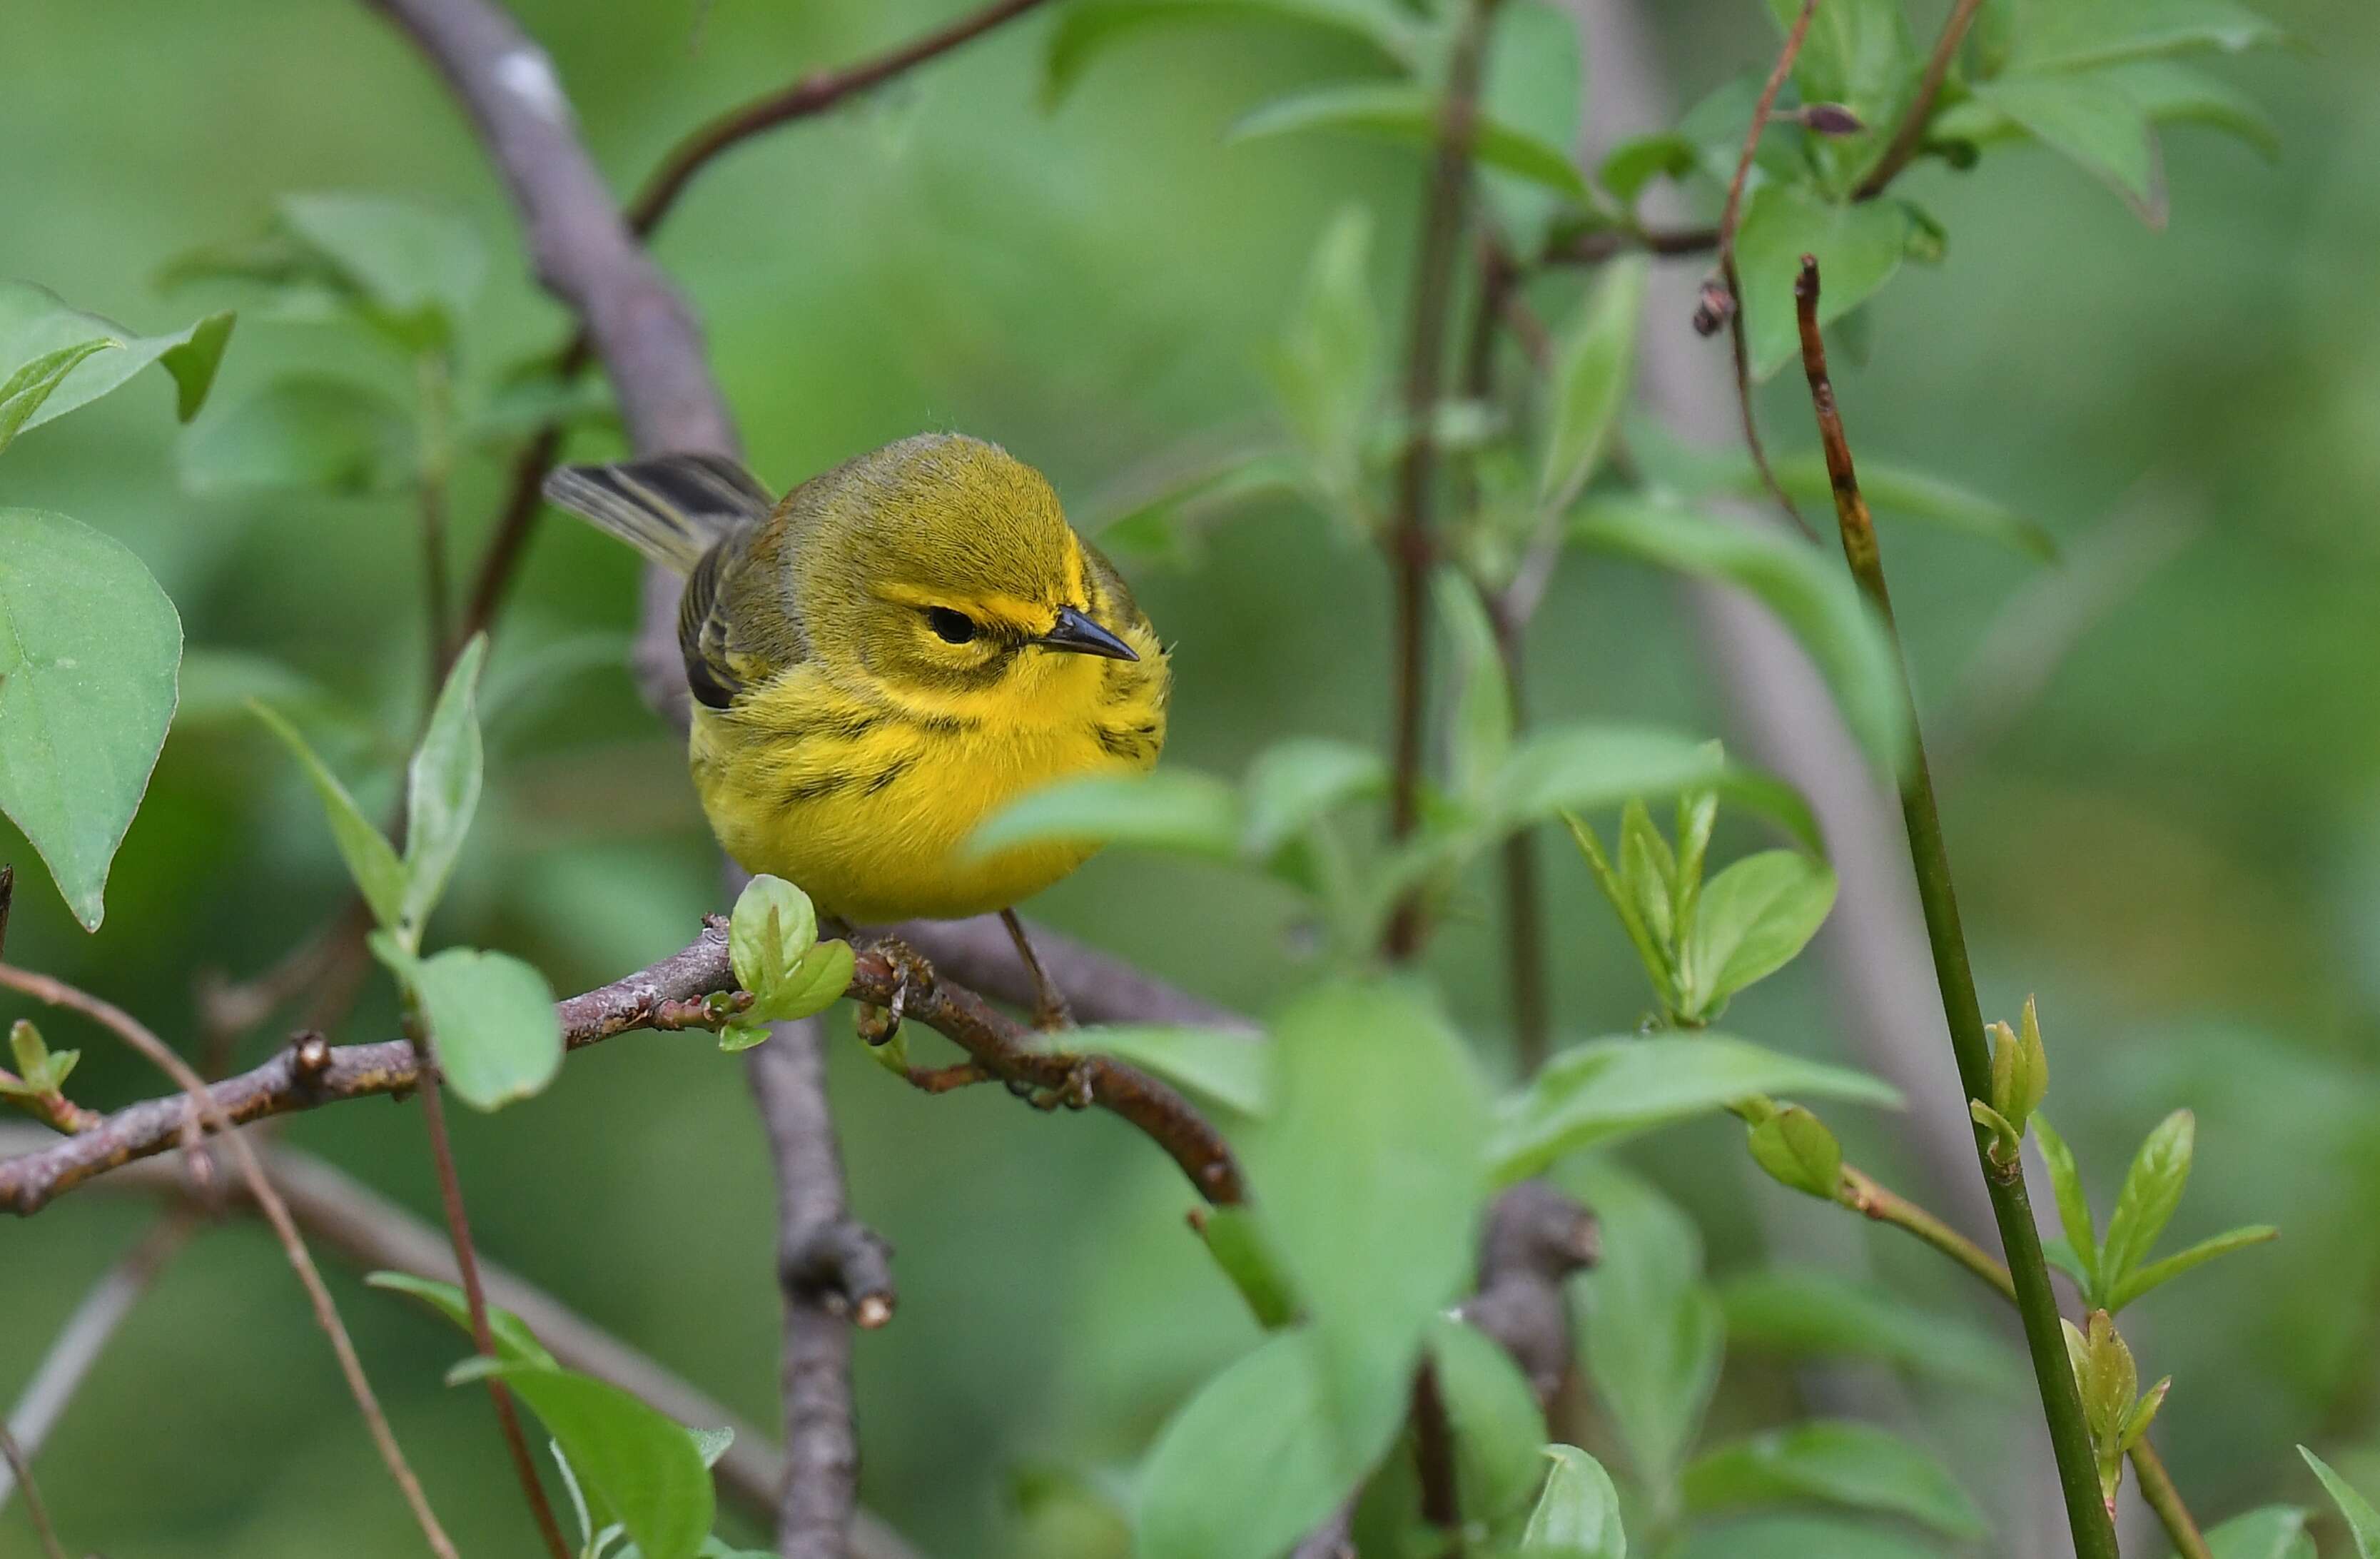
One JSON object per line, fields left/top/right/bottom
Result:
{"left": 545, "top": 434, "right": 1168, "bottom": 987}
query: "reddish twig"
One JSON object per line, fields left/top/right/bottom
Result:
{"left": 0, "top": 1422, "right": 64, "bottom": 1559}
{"left": 1384, "top": 0, "right": 1504, "bottom": 961}
{"left": 1852, "top": 0, "right": 1987, "bottom": 200}
{"left": 0, "top": 964, "right": 458, "bottom": 1559}
{"left": 1709, "top": 0, "right": 1821, "bottom": 544}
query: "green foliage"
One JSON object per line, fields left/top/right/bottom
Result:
{"left": 2204, "top": 1505, "right": 2316, "bottom": 1559}
{"left": 1270, "top": 204, "right": 1382, "bottom": 521}
{"left": 1429, "top": 1313, "right": 1550, "bottom": 1529}
{"left": 1682, "top": 1420, "right": 1985, "bottom": 1539}
{"left": 1717, "top": 1268, "right": 2020, "bottom": 1393}
{"left": 2032, "top": 1109, "right": 2277, "bottom": 1312}
{"left": 1492, "top": 1035, "right": 1898, "bottom": 1182}
{"left": 0, "top": 279, "right": 233, "bottom": 428}
{"left": 0, "top": 338, "right": 122, "bottom": 455}
{"left": 2299, "top": 1448, "right": 2380, "bottom": 1559}
{"left": 181, "top": 375, "right": 417, "bottom": 495}
{"left": 969, "top": 770, "right": 1242, "bottom": 861}
{"left": 1518, "top": 1445, "right": 1626, "bottom": 1557}
{"left": 166, "top": 191, "right": 482, "bottom": 353}
{"left": 1566, "top": 1161, "right": 1723, "bottom": 1498}
{"left": 382, "top": 940, "right": 565, "bottom": 1111}
{"left": 1731, "top": 185, "right": 1912, "bottom": 381}
{"left": 1135, "top": 1331, "right": 1392, "bottom": 1559}
{"left": 1045, "top": 1024, "right": 1270, "bottom": 1115}
{"left": 1244, "top": 977, "right": 1488, "bottom": 1439}
{"left": 1539, "top": 257, "right": 1646, "bottom": 513}
{"left": 456, "top": 1360, "right": 716, "bottom": 1559}
{"left": 1197, "top": 1206, "right": 1299, "bottom": 1328}
{"left": 1680, "top": 851, "right": 1838, "bottom": 1019}
{"left": 1974, "top": 74, "right": 2167, "bottom": 226}
{"left": 252, "top": 698, "right": 410, "bottom": 931}
{"left": 1040, "top": 0, "right": 1420, "bottom": 109}
{"left": 0, "top": 1019, "right": 78, "bottom": 1100}
{"left": 365, "top": 1271, "right": 559, "bottom": 1369}
{"left": 727, "top": 874, "right": 851, "bottom": 1031}
{"left": 1743, "top": 1104, "right": 1844, "bottom": 1200}
{"left": 2061, "top": 1308, "right": 2167, "bottom": 1509}
{"left": 402, "top": 635, "right": 488, "bottom": 934}
{"left": 1232, "top": 84, "right": 1592, "bottom": 203}
{"left": 0, "top": 509, "right": 183, "bottom": 930}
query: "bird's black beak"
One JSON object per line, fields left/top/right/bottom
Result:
{"left": 1038, "top": 605, "right": 1138, "bottom": 661}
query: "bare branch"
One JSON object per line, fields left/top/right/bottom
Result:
{"left": 0, "top": 1423, "right": 64, "bottom": 1559}
{"left": 1852, "top": 0, "right": 1988, "bottom": 201}
{"left": 0, "top": 964, "right": 458, "bottom": 1558}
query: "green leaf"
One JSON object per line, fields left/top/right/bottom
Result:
{"left": 0, "top": 281, "right": 234, "bottom": 428}
{"left": 1245, "top": 979, "right": 1488, "bottom": 1446}
{"left": 1240, "top": 737, "right": 1386, "bottom": 861}
{"left": 2099, "top": 60, "right": 2279, "bottom": 158}
{"left": 1136, "top": 1331, "right": 1399, "bottom": 1559}
{"left": 1718, "top": 1268, "right": 2022, "bottom": 1392}
{"left": 181, "top": 375, "right": 417, "bottom": 495}
{"left": 2014, "top": 0, "right": 2283, "bottom": 73}
{"left": 1042, "top": 0, "right": 1417, "bottom": 108}
{"left": 457, "top": 1362, "right": 712, "bottom": 1559}
{"left": 397, "top": 945, "right": 564, "bottom": 1112}
{"left": 2109, "top": 1223, "right": 2278, "bottom": 1312}
{"left": 1714, "top": 453, "right": 2057, "bottom": 560}
{"left": 1566, "top": 1161, "right": 1722, "bottom": 1491}
{"left": 2031, "top": 1114, "right": 2101, "bottom": 1301}
{"left": 1598, "top": 132, "right": 1697, "bottom": 208}
{"left": 1973, "top": 74, "right": 2165, "bottom": 226}
{"left": 364, "top": 1271, "right": 559, "bottom": 1369}
{"left": 1089, "top": 448, "right": 1306, "bottom": 567}
{"left": 1571, "top": 499, "right": 1908, "bottom": 772}
{"left": 1440, "top": 572, "right": 1514, "bottom": 804}
{"left": 1519, "top": 1445, "right": 1626, "bottom": 1557}
{"left": 1429, "top": 1314, "right": 1549, "bottom": 1525}
{"left": 2100, "top": 1108, "right": 2194, "bottom": 1289}
{"left": 0, "top": 509, "right": 183, "bottom": 930}
{"left": 1765, "top": 0, "right": 1917, "bottom": 160}
{"left": 1232, "top": 84, "right": 1594, "bottom": 204}
{"left": 1664, "top": 1515, "right": 1945, "bottom": 1559}
{"left": 1732, "top": 183, "right": 1910, "bottom": 381}
{"left": 400, "top": 635, "right": 487, "bottom": 936}
{"left": 1744, "top": 1105, "right": 1843, "bottom": 1200}
{"left": 1482, "top": 1, "right": 1588, "bottom": 252}
{"left": 730, "top": 874, "right": 820, "bottom": 1000}
{"left": 970, "top": 770, "right": 1242, "bottom": 861}
{"left": 1197, "top": 1206, "right": 1300, "bottom": 1329}
{"left": 9, "top": 1019, "right": 48, "bottom": 1080}
{"left": 1679, "top": 850, "right": 1838, "bottom": 1017}
{"left": 0, "top": 339, "right": 121, "bottom": 456}
{"left": 1616, "top": 799, "right": 1677, "bottom": 954}
{"left": 1492, "top": 1034, "right": 1899, "bottom": 1181}
{"left": 2205, "top": 1505, "right": 2316, "bottom": 1559}
{"left": 175, "top": 649, "right": 368, "bottom": 734}
{"left": 1489, "top": 723, "right": 1821, "bottom": 851}
{"left": 774, "top": 939, "right": 855, "bottom": 1023}
{"left": 1539, "top": 256, "right": 1647, "bottom": 513}
{"left": 2301, "top": 1448, "right": 2380, "bottom": 1559}
{"left": 252, "top": 700, "right": 407, "bottom": 933}
{"left": 278, "top": 192, "right": 485, "bottom": 349}
{"left": 1037, "top": 1024, "right": 1270, "bottom": 1116}
{"left": 1683, "top": 1421, "right": 1986, "bottom": 1540}
{"left": 1270, "top": 205, "right": 1380, "bottom": 508}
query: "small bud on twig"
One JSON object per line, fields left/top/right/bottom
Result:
{"left": 1793, "top": 102, "right": 1866, "bottom": 135}
{"left": 1693, "top": 276, "right": 1736, "bottom": 337}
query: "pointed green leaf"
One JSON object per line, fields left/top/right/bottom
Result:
{"left": 970, "top": 770, "right": 1242, "bottom": 860}
{"left": 1571, "top": 499, "right": 1906, "bottom": 772}
{"left": 0, "top": 281, "right": 234, "bottom": 428}
{"left": 458, "top": 1362, "right": 712, "bottom": 1559}
{"left": 399, "top": 945, "right": 564, "bottom": 1112}
{"left": 1137, "top": 1331, "right": 1399, "bottom": 1559}
{"left": 1701, "top": 452, "right": 2057, "bottom": 560}
{"left": 1683, "top": 1420, "right": 1986, "bottom": 1539}
{"left": 1429, "top": 1314, "right": 1550, "bottom": 1524}
{"left": 1745, "top": 1105, "right": 1843, "bottom": 1201}
{"left": 1520, "top": 1445, "right": 1626, "bottom": 1557}
{"left": 1973, "top": 74, "right": 2166, "bottom": 226}
{"left": 1042, "top": 0, "right": 1417, "bottom": 109}
{"left": 2030, "top": 1114, "right": 2100, "bottom": 1301}
{"left": 1035, "top": 1024, "right": 1270, "bottom": 1116}
{"left": 1197, "top": 1206, "right": 1299, "bottom": 1329}
{"left": 1270, "top": 205, "right": 1380, "bottom": 506}
{"left": 1539, "top": 256, "right": 1647, "bottom": 512}
{"left": 1493, "top": 1034, "right": 1898, "bottom": 1181}
{"left": 1598, "top": 132, "right": 1697, "bottom": 208}
{"left": 1681, "top": 851, "right": 1837, "bottom": 1016}
{"left": 0, "top": 510, "right": 182, "bottom": 931}
{"left": 1566, "top": 1161, "right": 1723, "bottom": 1490}
{"left": 1491, "top": 723, "right": 1820, "bottom": 851}
{"left": 2101, "top": 1109, "right": 2194, "bottom": 1288}
{"left": 729, "top": 874, "right": 821, "bottom": 1016}
{"left": 253, "top": 699, "right": 407, "bottom": 934}
{"left": 365, "top": 1271, "right": 559, "bottom": 1369}
{"left": 1233, "top": 84, "right": 1594, "bottom": 203}
{"left": 2100, "top": 60, "right": 2279, "bottom": 158}
{"left": 2204, "top": 1505, "right": 2315, "bottom": 1559}
{"left": 1733, "top": 183, "right": 1910, "bottom": 381}
{"left": 0, "top": 339, "right": 121, "bottom": 455}
{"left": 2014, "top": 0, "right": 2284, "bottom": 73}
{"left": 400, "top": 635, "right": 487, "bottom": 935}
{"left": 2301, "top": 1448, "right": 2380, "bottom": 1559}
{"left": 1616, "top": 799, "right": 1676, "bottom": 953}
{"left": 1240, "top": 737, "right": 1387, "bottom": 861}
{"left": 279, "top": 193, "right": 486, "bottom": 349}
{"left": 2110, "top": 1224, "right": 2278, "bottom": 1312}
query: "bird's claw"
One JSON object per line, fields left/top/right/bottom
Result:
{"left": 856, "top": 936, "right": 935, "bottom": 1045}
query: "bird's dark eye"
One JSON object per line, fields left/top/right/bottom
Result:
{"left": 925, "top": 607, "right": 978, "bottom": 645}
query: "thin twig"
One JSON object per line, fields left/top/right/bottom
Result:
{"left": 1, "top": 1212, "right": 196, "bottom": 1515}
{"left": 0, "top": 1423, "right": 64, "bottom": 1559}
{"left": 1384, "top": 0, "right": 1504, "bottom": 962}
{"left": 1852, "top": 0, "right": 1987, "bottom": 200}
{"left": 0, "top": 964, "right": 459, "bottom": 1559}
{"left": 416, "top": 352, "right": 456, "bottom": 691}
{"left": 1711, "top": 0, "right": 1820, "bottom": 544}
{"left": 1792, "top": 255, "right": 2116, "bottom": 1559}
{"left": 408, "top": 1024, "right": 572, "bottom": 1559}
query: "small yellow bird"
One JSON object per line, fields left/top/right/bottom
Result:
{"left": 545, "top": 433, "right": 1168, "bottom": 1016}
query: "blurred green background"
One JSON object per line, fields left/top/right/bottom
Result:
{"left": 3, "top": 0, "right": 2378, "bottom": 1553}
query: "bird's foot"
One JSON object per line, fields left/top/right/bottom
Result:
{"left": 998, "top": 907, "right": 1074, "bottom": 1031}
{"left": 855, "top": 935, "right": 935, "bottom": 1046}
{"left": 1002, "top": 1059, "right": 1095, "bottom": 1113}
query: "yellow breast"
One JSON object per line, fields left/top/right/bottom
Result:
{"left": 689, "top": 630, "right": 1167, "bottom": 925}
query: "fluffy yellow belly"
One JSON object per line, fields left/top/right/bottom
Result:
{"left": 689, "top": 704, "right": 1148, "bottom": 925}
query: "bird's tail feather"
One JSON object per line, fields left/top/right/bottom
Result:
{"left": 542, "top": 453, "right": 774, "bottom": 574}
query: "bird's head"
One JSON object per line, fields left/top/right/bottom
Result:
{"left": 794, "top": 433, "right": 1141, "bottom": 718}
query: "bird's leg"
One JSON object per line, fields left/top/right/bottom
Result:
{"left": 854, "top": 934, "right": 936, "bottom": 1046}
{"left": 1000, "top": 908, "right": 1074, "bottom": 1031}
